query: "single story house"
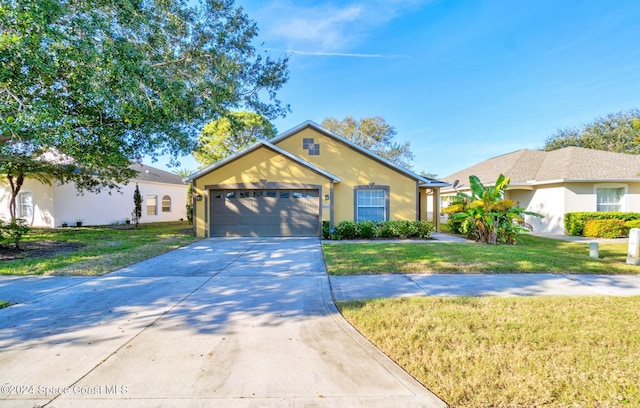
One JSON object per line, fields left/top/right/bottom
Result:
{"left": 0, "top": 163, "right": 188, "bottom": 227}
{"left": 437, "top": 146, "right": 640, "bottom": 234}
{"left": 187, "top": 121, "right": 448, "bottom": 238}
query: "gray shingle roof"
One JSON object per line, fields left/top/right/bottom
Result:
{"left": 443, "top": 147, "right": 640, "bottom": 190}
{"left": 130, "top": 163, "right": 185, "bottom": 185}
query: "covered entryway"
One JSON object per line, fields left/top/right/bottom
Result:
{"left": 210, "top": 189, "right": 320, "bottom": 237}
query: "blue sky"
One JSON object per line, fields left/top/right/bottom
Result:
{"left": 148, "top": 0, "right": 640, "bottom": 178}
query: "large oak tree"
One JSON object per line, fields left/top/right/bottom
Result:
{"left": 0, "top": 0, "right": 289, "bottom": 219}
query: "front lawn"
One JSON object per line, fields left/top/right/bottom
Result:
{"left": 323, "top": 234, "right": 639, "bottom": 274}
{"left": 1, "top": 222, "right": 199, "bottom": 276}
{"left": 338, "top": 296, "right": 640, "bottom": 407}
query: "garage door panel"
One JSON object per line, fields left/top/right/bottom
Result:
{"left": 210, "top": 189, "right": 319, "bottom": 237}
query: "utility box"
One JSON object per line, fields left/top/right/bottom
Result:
{"left": 627, "top": 228, "right": 640, "bottom": 265}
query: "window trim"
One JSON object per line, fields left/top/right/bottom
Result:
{"left": 594, "top": 183, "right": 627, "bottom": 212}
{"left": 161, "top": 195, "right": 171, "bottom": 212}
{"left": 18, "top": 191, "right": 34, "bottom": 224}
{"left": 146, "top": 195, "right": 158, "bottom": 216}
{"left": 354, "top": 185, "right": 390, "bottom": 222}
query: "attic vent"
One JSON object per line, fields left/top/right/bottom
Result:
{"left": 302, "top": 138, "right": 320, "bottom": 156}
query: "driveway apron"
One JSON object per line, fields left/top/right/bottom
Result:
{"left": 0, "top": 238, "right": 445, "bottom": 408}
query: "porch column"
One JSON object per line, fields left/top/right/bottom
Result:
{"left": 432, "top": 188, "right": 441, "bottom": 232}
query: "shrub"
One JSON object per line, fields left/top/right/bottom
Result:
{"left": 335, "top": 221, "right": 358, "bottom": 239}
{"left": 414, "top": 221, "right": 436, "bottom": 239}
{"left": 565, "top": 212, "right": 640, "bottom": 236}
{"left": 0, "top": 218, "right": 31, "bottom": 249}
{"left": 322, "top": 221, "right": 331, "bottom": 239}
{"left": 624, "top": 219, "right": 640, "bottom": 232}
{"left": 583, "top": 219, "right": 627, "bottom": 238}
{"left": 356, "top": 221, "right": 377, "bottom": 239}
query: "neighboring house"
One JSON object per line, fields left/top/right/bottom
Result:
{"left": 437, "top": 147, "right": 640, "bottom": 234}
{"left": 187, "top": 121, "right": 448, "bottom": 237}
{"left": 0, "top": 164, "right": 188, "bottom": 227}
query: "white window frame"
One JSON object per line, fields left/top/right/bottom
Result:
{"left": 18, "top": 191, "right": 34, "bottom": 223}
{"left": 355, "top": 187, "right": 388, "bottom": 222}
{"left": 162, "top": 195, "right": 172, "bottom": 213}
{"left": 146, "top": 195, "right": 158, "bottom": 216}
{"left": 594, "top": 183, "right": 627, "bottom": 212}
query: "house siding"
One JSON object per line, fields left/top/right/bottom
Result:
{"left": 191, "top": 145, "right": 332, "bottom": 237}
{"left": 274, "top": 127, "right": 418, "bottom": 223}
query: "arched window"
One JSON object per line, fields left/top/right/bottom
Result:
{"left": 162, "top": 195, "right": 171, "bottom": 212}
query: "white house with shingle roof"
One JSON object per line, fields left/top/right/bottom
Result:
{"left": 438, "top": 147, "right": 640, "bottom": 234}
{"left": 0, "top": 163, "right": 188, "bottom": 228}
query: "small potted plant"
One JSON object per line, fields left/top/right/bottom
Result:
{"left": 76, "top": 219, "right": 84, "bottom": 227}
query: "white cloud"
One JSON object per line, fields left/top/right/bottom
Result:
{"left": 249, "top": 0, "right": 430, "bottom": 52}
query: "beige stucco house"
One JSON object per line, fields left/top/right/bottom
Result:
{"left": 0, "top": 164, "right": 188, "bottom": 228}
{"left": 187, "top": 121, "right": 447, "bottom": 237}
{"left": 437, "top": 146, "right": 640, "bottom": 234}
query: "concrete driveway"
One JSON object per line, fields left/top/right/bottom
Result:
{"left": 0, "top": 238, "right": 445, "bottom": 408}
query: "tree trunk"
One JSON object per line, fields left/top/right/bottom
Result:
{"left": 7, "top": 173, "right": 25, "bottom": 220}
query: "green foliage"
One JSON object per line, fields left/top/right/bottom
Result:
{"left": 133, "top": 184, "right": 142, "bottom": 229}
{"left": 194, "top": 111, "right": 277, "bottom": 166}
{"left": 1, "top": 0, "right": 289, "bottom": 215}
{"left": 544, "top": 109, "right": 640, "bottom": 153}
{"left": 564, "top": 212, "right": 640, "bottom": 236}
{"left": 443, "top": 174, "right": 542, "bottom": 244}
{"left": 0, "top": 218, "right": 30, "bottom": 249}
{"left": 335, "top": 221, "right": 358, "bottom": 240}
{"left": 624, "top": 220, "right": 640, "bottom": 231}
{"left": 321, "top": 116, "right": 414, "bottom": 168}
{"left": 327, "top": 220, "right": 435, "bottom": 240}
{"left": 322, "top": 221, "right": 331, "bottom": 239}
{"left": 356, "top": 221, "right": 378, "bottom": 239}
{"left": 583, "top": 219, "right": 627, "bottom": 238}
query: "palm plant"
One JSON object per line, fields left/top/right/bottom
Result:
{"left": 443, "top": 174, "right": 542, "bottom": 244}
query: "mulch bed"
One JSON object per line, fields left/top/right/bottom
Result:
{"left": 0, "top": 241, "right": 86, "bottom": 261}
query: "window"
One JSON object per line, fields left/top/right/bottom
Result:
{"left": 597, "top": 187, "right": 625, "bottom": 212}
{"left": 146, "top": 195, "right": 157, "bottom": 215}
{"left": 356, "top": 188, "right": 387, "bottom": 222}
{"left": 162, "top": 195, "right": 171, "bottom": 212}
{"left": 18, "top": 191, "right": 34, "bottom": 221}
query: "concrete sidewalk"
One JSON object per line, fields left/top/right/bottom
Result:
{"left": 330, "top": 273, "right": 640, "bottom": 301}
{"left": 0, "top": 238, "right": 446, "bottom": 408}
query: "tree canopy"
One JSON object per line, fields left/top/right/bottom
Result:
{"left": 0, "top": 0, "right": 289, "bottom": 219}
{"left": 194, "top": 111, "right": 276, "bottom": 166}
{"left": 321, "top": 116, "right": 415, "bottom": 168}
{"left": 543, "top": 109, "right": 640, "bottom": 154}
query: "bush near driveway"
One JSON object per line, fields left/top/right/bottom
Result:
{"left": 324, "top": 220, "right": 435, "bottom": 240}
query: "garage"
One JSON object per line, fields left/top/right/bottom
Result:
{"left": 209, "top": 189, "right": 320, "bottom": 237}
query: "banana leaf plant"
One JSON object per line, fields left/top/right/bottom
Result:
{"left": 443, "top": 174, "right": 543, "bottom": 244}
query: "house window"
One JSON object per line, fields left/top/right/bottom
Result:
{"left": 162, "top": 195, "right": 171, "bottom": 212}
{"left": 596, "top": 187, "right": 625, "bottom": 212}
{"left": 18, "top": 191, "right": 34, "bottom": 221}
{"left": 355, "top": 187, "right": 388, "bottom": 222}
{"left": 147, "top": 195, "right": 158, "bottom": 215}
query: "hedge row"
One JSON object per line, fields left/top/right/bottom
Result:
{"left": 322, "top": 220, "right": 435, "bottom": 240}
{"left": 564, "top": 212, "right": 640, "bottom": 236}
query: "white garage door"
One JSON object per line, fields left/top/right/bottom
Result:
{"left": 210, "top": 189, "right": 320, "bottom": 237}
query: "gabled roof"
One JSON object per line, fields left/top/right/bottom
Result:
{"left": 186, "top": 140, "right": 341, "bottom": 182}
{"left": 269, "top": 121, "right": 449, "bottom": 187}
{"left": 130, "top": 163, "right": 185, "bottom": 185}
{"left": 442, "top": 146, "right": 640, "bottom": 191}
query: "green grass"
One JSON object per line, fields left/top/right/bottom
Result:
{"left": 323, "top": 234, "right": 640, "bottom": 274}
{"left": 1, "top": 222, "right": 199, "bottom": 276}
{"left": 338, "top": 296, "right": 640, "bottom": 407}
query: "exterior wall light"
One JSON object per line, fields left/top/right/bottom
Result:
{"left": 324, "top": 194, "right": 330, "bottom": 201}
{"left": 195, "top": 194, "right": 203, "bottom": 201}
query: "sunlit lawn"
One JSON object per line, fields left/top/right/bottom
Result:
{"left": 339, "top": 296, "right": 640, "bottom": 407}
{"left": 323, "top": 234, "right": 638, "bottom": 274}
{"left": 1, "top": 222, "right": 199, "bottom": 276}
